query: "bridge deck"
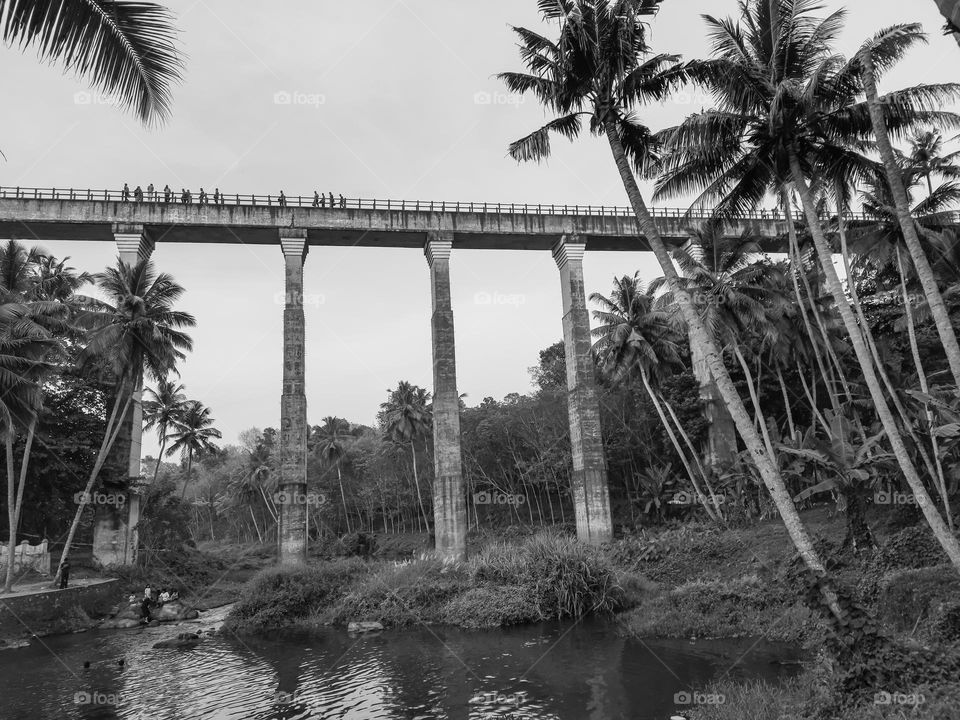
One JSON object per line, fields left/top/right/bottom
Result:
{"left": 0, "top": 188, "right": 942, "bottom": 252}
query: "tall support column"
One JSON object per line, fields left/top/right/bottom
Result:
{"left": 552, "top": 235, "right": 613, "bottom": 545}
{"left": 279, "top": 229, "right": 309, "bottom": 565}
{"left": 92, "top": 225, "right": 154, "bottom": 566}
{"left": 425, "top": 232, "right": 467, "bottom": 561}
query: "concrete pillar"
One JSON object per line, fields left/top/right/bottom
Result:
{"left": 279, "top": 229, "right": 309, "bottom": 565}
{"left": 92, "top": 224, "right": 155, "bottom": 566}
{"left": 552, "top": 235, "right": 613, "bottom": 545}
{"left": 425, "top": 232, "right": 467, "bottom": 561}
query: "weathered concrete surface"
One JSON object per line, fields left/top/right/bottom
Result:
{"left": 91, "top": 229, "right": 154, "bottom": 568}
{"left": 0, "top": 579, "right": 119, "bottom": 639}
{"left": 0, "top": 198, "right": 796, "bottom": 251}
{"left": 553, "top": 236, "right": 613, "bottom": 546}
{"left": 425, "top": 233, "right": 467, "bottom": 562}
{"left": 278, "top": 229, "right": 309, "bottom": 565}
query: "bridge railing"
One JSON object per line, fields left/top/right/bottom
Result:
{"left": 0, "top": 185, "right": 921, "bottom": 224}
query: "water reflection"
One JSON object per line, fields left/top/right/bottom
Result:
{"left": 0, "top": 611, "right": 802, "bottom": 720}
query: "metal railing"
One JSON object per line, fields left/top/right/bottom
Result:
{"left": 0, "top": 185, "right": 921, "bottom": 223}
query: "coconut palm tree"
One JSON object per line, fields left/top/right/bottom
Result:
{"left": 900, "top": 129, "right": 960, "bottom": 197}
{"left": 53, "top": 259, "right": 194, "bottom": 585}
{"left": 0, "top": 241, "right": 74, "bottom": 593}
{"left": 590, "top": 273, "right": 721, "bottom": 520}
{"left": 659, "top": 0, "right": 960, "bottom": 571}
{"left": 380, "top": 381, "right": 432, "bottom": 533}
{"left": 1, "top": 0, "right": 183, "bottom": 125}
{"left": 314, "top": 416, "right": 353, "bottom": 533}
{"left": 166, "top": 401, "right": 222, "bottom": 499}
{"left": 499, "top": 0, "right": 832, "bottom": 577}
{"left": 854, "top": 25, "right": 960, "bottom": 391}
{"left": 142, "top": 377, "right": 188, "bottom": 484}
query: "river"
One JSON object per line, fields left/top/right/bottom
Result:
{"left": 0, "top": 606, "right": 802, "bottom": 719}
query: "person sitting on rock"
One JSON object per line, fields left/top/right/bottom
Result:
{"left": 159, "top": 589, "right": 171, "bottom": 604}
{"left": 128, "top": 593, "right": 137, "bottom": 605}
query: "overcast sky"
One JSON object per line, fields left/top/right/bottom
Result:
{"left": 2, "top": 0, "right": 957, "bottom": 455}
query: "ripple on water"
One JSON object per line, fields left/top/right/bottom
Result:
{"left": 0, "top": 618, "right": 803, "bottom": 720}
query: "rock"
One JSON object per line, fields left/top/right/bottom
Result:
{"left": 153, "top": 632, "right": 201, "bottom": 649}
{"left": 153, "top": 601, "right": 199, "bottom": 622}
{"left": 347, "top": 621, "right": 384, "bottom": 633}
{"left": 0, "top": 639, "right": 30, "bottom": 650}
{"left": 99, "top": 618, "right": 141, "bottom": 630}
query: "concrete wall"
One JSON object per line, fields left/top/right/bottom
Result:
{"left": 0, "top": 580, "right": 119, "bottom": 638}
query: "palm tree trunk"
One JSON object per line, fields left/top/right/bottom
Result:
{"left": 661, "top": 392, "right": 724, "bottom": 518}
{"left": 734, "top": 346, "right": 777, "bottom": 462}
{"left": 409, "top": 440, "right": 430, "bottom": 532}
{"left": 603, "top": 122, "right": 826, "bottom": 575}
{"left": 898, "top": 245, "right": 954, "bottom": 530}
{"left": 4, "top": 430, "right": 16, "bottom": 593}
{"left": 776, "top": 365, "right": 797, "bottom": 440}
{"left": 337, "top": 464, "right": 352, "bottom": 534}
{"left": 53, "top": 382, "right": 133, "bottom": 587}
{"left": 4, "top": 416, "right": 37, "bottom": 592}
{"left": 790, "top": 151, "right": 960, "bottom": 573}
{"left": 180, "top": 449, "right": 194, "bottom": 499}
{"left": 153, "top": 434, "right": 167, "bottom": 484}
{"left": 863, "top": 58, "right": 960, "bottom": 389}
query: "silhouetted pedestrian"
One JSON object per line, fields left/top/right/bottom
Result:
{"left": 213, "top": 188, "right": 221, "bottom": 205}
{"left": 122, "top": 183, "right": 130, "bottom": 201}
{"left": 312, "top": 191, "right": 320, "bottom": 208}
{"left": 163, "top": 184, "right": 171, "bottom": 203}
{"left": 339, "top": 194, "right": 345, "bottom": 209}
{"left": 279, "top": 191, "right": 287, "bottom": 207}
{"left": 147, "top": 183, "right": 154, "bottom": 201}
{"left": 134, "top": 185, "right": 143, "bottom": 202}
{"left": 59, "top": 558, "right": 70, "bottom": 589}
{"left": 199, "top": 188, "right": 207, "bottom": 204}
{"left": 329, "top": 192, "right": 335, "bottom": 206}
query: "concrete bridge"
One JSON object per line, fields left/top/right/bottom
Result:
{"left": 0, "top": 186, "right": 925, "bottom": 564}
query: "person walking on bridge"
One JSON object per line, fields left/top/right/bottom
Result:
{"left": 163, "top": 184, "right": 171, "bottom": 203}
{"left": 122, "top": 183, "right": 130, "bottom": 201}
{"left": 180, "top": 188, "right": 188, "bottom": 204}
{"left": 213, "top": 188, "right": 221, "bottom": 206}
{"left": 199, "top": 188, "right": 207, "bottom": 205}
{"left": 134, "top": 185, "right": 143, "bottom": 202}
{"left": 329, "top": 192, "right": 335, "bottom": 207}
{"left": 279, "top": 191, "right": 287, "bottom": 207}
{"left": 147, "top": 183, "right": 155, "bottom": 201}
{"left": 313, "top": 191, "right": 320, "bottom": 208}
{"left": 339, "top": 194, "right": 345, "bottom": 209}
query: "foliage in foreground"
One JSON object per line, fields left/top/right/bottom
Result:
{"left": 225, "top": 532, "right": 627, "bottom": 632}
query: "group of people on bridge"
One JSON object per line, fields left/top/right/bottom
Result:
{"left": 121, "top": 183, "right": 348, "bottom": 209}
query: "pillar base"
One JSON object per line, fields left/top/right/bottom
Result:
{"left": 433, "top": 472, "right": 467, "bottom": 562}
{"left": 570, "top": 468, "right": 613, "bottom": 545}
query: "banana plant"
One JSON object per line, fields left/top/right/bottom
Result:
{"left": 779, "top": 412, "right": 896, "bottom": 554}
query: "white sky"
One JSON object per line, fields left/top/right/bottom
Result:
{"left": 1, "top": 0, "right": 957, "bottom": 455}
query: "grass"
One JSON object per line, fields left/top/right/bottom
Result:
{"left": 226, "top": 530, "right": 627, "bottom": 632}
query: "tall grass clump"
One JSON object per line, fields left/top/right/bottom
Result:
{"left": 470, "top": 532, "right": 624, "bottom": 619}
{"left": 225, "top": 557, "right": 368, "bottom": 631}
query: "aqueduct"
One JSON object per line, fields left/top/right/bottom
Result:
{"left": 0, "top": 187, "right": 894, "bottom": 562}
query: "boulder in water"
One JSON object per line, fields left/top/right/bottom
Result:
{"left": 347, "top": 621, "right": 384, "bottom": 633}
{"left": 99, "top": 617, "right": 141, "bottom": 630}
{"left": 153, "top": 632, "right": 201, "bottom": 649}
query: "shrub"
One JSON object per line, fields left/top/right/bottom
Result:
{"left": 877, "top": 565, "right": 960, "bottom": 634}
{"left": 332, "top": 557, "right": 470, "bottom": 627}
{"left": 470, "top": 532, "right": 624, "bottom": 619}
{"left": 440, "top": 586, "right": 538, "bottom": 628}
{"left": 225, "top": 557, "right": 368, "bottom": 631}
